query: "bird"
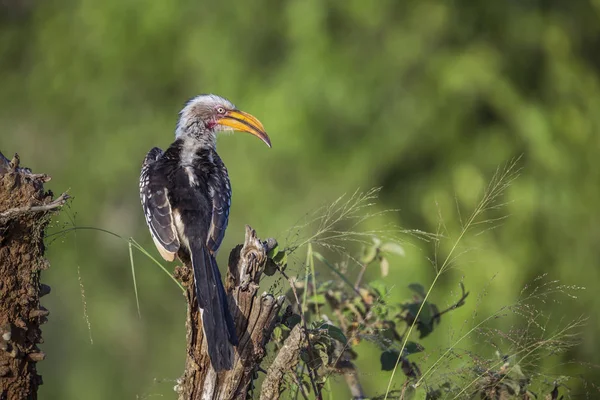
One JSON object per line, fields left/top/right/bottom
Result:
{"left": 139, "top": 94, "right": 271, "bottom": 371}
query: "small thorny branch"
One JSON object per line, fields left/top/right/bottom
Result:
{"left": 0, "top": 192, "right": 70, "bottom": 220}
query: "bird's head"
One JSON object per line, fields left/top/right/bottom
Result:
{"left": 175, "top": 94, "right": 271, "bottom": 148}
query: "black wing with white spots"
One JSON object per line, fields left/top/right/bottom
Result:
{"left": 206, "top": 152, "right": 231, "bottom": 254}
{"left": 139, "top": 147, "right": 180, "bottom": 261}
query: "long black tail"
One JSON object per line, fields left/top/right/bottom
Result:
{"left": 190, "top": 242, "right": 238, "bottom": 371}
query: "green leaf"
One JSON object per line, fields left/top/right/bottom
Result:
{"left": 416, "top": 301, "right": 435, "bottom": 338}
{"left": 372, "top": 302, "right": 389, "bottom": 320}
{"left": 387, "top": 303, "right": 402, "bottom": 318}
{"left": 318, "top": 347, "right": 329, "bottom": 367}
{"left": 266, "top": 246, "right": 288, "bottom": 273}
{"left": 419, "top": 301, "right": 433, "bottom": 326}
{"left": 318, "top": 280, "right": 335, "bottom": 292}
{"left": 272, "top": 326, "right": 283, "bottom": 341}
{"left": 267, "top": 245, "right": 279, "bottom": 258}
{"left": 379, "top": 322, "right": 397, "bottom": 341}
{"left": 264, "top": 259, "right": 278, "bottom": 276}
{"left": 408, "top": 283, "right": 426, "bottom": 298}
{"left": 300, "top": 349, "right": 311, "bottom": 364}
{"left": 361, "top": 244, "right": 378, "bottom": 264}
{"left": 330, "top": 289, "right": 343, "bottom": 302}
{"left": 381, "top": 242, "right": 405, "bottom": 256}
{"left": 403, "top": 341, "right": 424, "bottom": 356}
{"left": 503, "top": 378, "right": 521, "bottom": 395}
{"left": 380, "top": 350, "right": 401, "bottom": 371}
{"left": 403, "top": 299, "right": 436, "bottom": 338}
{"left": 352, "top": 296, "right": 366, "bottom": 314}
{"left": 285, "top": 314, "right": 302, "bottom": 328}
{"left": 309, "top": 294, "right": 326, "bottom": 304}
{"left": 273, "top": 250, "right": 288, "bottom": 266}
{"left": 371, "top": 236, "right": 382, "bottom": 247}
{"left": 380, "top": 256, "right": 389, "bottom": 277}
{"left": 510, "top": 363, "right": 525, "bottom": 379}
{"left": 301, "top": 375, "right": 312, "bottom": 394}
{"left": 311, "top": 320, "right": 324, "bottom": 329}
{"left": 404, "top": 302, "right": 420, "bottom": 319}
{"left": 369, "top": 280, "right": 388, "bottom": 297}
{"left": 321, "top": 324, "right": 347, "bottom": 344}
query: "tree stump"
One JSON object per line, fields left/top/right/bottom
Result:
{"left": 176, "top": 226, "right": 285, "bottom": 400}
{"left": 0, "top": 151, "right": 68, "bottom": 400}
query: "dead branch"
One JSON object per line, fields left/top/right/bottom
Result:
{"left": 260, "top": 325, "right": 307, "bottom": 400}
{"left": 275, "top": 268, "right": 322, "bottom": 398}
{"left": 176, "top": 226, "right": 285, "bottom": 400}
{"left": 0, "top": 192, "right": 70, "bottom": 220}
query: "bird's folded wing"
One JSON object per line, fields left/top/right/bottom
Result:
{"left": 206, "top": 154, "right": 231, "bottom": 254}
{"left": 140, "top": 147, "right": 180, "bottom": 261}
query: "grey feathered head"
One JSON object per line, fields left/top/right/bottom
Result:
{"left": 175, "top": 94, "right": 271, "bottom": 147}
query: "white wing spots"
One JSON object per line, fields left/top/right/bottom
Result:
{"left": 140, "top": 147, "right": 180, "bottom": 261}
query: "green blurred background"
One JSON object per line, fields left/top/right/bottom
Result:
{"left": 1, "top": 0, "right": 599, "bottom": 398}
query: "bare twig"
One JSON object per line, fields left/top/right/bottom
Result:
{"left": 343, "top": 365, "right": 366, "bottom": 399}
{"left": 0, "top": 192, "right": 70, "bottom": 220}
{"left": 354, "top": 253, "right": 377, "bottom": 291}
{"left": 291, "top": 371, "right": 310, "bottom": 400}
{"left": 322, "top": 315, "right": 366, "bottom": 399}
{"left": 0, "top": 151, "right": 50, "bottom": 180}
{"left": 430, "top": 282, "right": 469, "bottom": 320}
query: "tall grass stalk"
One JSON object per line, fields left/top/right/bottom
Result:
{"left": 415, "top": 278, "right": 584, "bottom": 390}
{"left": 128, "top": 240, "right": 142, "bottom": 319}
{"left": 451, "top": 316, "right": 585, "bottom": 399}
{"left": 383, "top": 158, "right": 521, "bottom": 399}
{"left": 47, "top": 226, "right": 185, "bottom": 314}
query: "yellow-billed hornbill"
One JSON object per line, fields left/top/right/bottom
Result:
{"left": 139, "top": 94, "right": 271, "bottom": 371}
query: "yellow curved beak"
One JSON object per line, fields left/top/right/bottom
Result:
{"left": 217, "top": 110, "right": 271, "bottom": 148}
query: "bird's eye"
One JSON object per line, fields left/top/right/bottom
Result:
{"left": 216, "top": 107, "right": 226, "bottom": 115}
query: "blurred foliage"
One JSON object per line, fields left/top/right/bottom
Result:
{"left": 267, "top": 235, "right": 573, "bottom": 399}
{"left": 1, "top": 0, "right": 600, "bottom": 398}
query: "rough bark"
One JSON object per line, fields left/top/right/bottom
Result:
{"left": 260, "top": 325, "right": 306, "bottom": 400}
{"left": 176, "top": 226, "right": 285, "bottom": 400}
{"left": 0, "top": 151, "right": 68, "bottom": 400}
